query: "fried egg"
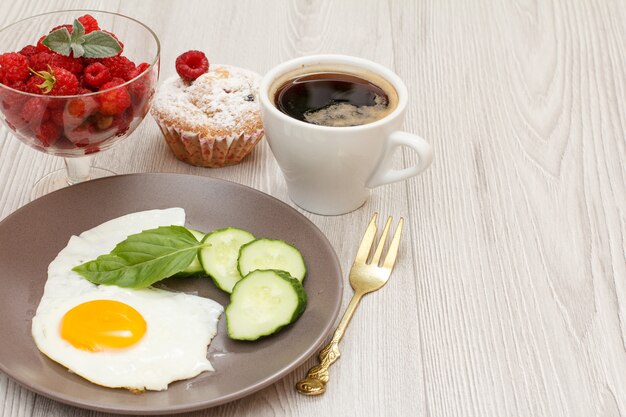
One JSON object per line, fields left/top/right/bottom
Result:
{"left": 31, "top": 208, "right": 223, "bottom": 391}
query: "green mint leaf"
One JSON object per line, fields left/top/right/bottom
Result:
{"left": 42, "top": 28, "right": 72, "bottom": 56}
{"left": 73, "top": 226, "right": 203, "bottom": 288}
{"left": 81, "top": 30, "right": 122, "bottom": 58}
{"left": 70, "top": 43, "right": 84, "bottom": 57}
{"left": 70, "top": 19, "right": 85, "bottom": 42}
{"left": 69, "top": 21, "right": 86, "bottom": 57}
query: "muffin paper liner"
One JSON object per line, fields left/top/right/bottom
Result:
{"left": 155, "top": 121, "right": 264, "bottom": 168}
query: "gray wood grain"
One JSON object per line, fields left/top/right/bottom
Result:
{"left": 0, "top": 0, "right": 624, "bottom": 416}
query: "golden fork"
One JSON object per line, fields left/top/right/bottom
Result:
{"left": 296, "top": 212, "right": 404, "bottom": 396}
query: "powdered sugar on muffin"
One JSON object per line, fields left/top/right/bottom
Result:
{"left": 151, "top": 64, "right": 264, "bottom": 167}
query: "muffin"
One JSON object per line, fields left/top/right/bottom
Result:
{"left": 151, "top": 64, "right": 264, "bottom": 167}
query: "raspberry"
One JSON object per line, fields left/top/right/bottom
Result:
{"left": 56, "top": 96, "right": 99, "bottom": 130}
{"left": 50, "top": 54, "right": 83, "bottom": 75}
{"left": 78, "top": 14, "right": 99, "bottom": 33}
{"left": 29, "top": 52, "right": 54, "bottom": 72}
{"left": 68, "top": 96, "right": 99, "bottom": 118}
{"left": 36, "top": 36, "right": 50, "bottom": 53}
{"left": 0, "top": 53, "right": 30, "bottom": 84}
{"left": 50, "top": 67, "right": 79, "bottom": 95}
{"left": 175, "top": 50, "right": 209, "bottom": 82}
{"left": 0, "top": 88, "right": 26, "bottom": 112}
{"left": 30, "top": 52, "right": 80, "bottom": 75}
{"left": 33, "top": 120, "right": 62, "bottom": 147}
{"left": 50, "top": 107, "right": 64, "bottom": 126}
{"left": 50, "top": 24, "right": 72, "bottom": 33}
{"left": 20, "top": 97, "right": 50, "bottom": 126}
{"left": 1, "top": 90, "right": 27, "bottom": 129}
{"left": 98, "top": 79, "right": 131, "bottom": 115}
{"left": 18, "top": 45, "right": 37, "bottom": 58}
{"left": 25, "top": 76, "right": 42, "bottom": 94}
{"left": 6, "top": 80, "right": 27, "bottom": 92}
{"left": 101, "top": 56, "right": 135, "bottom": 80}
{"left": 108, "top": 77, "right": 125, "bottom": 85}
{"left": 113, "top": 108, "right": 133, "bottom": 135}
{"left": 50, "top": 67, "right": 80, "bottom": 95}
{"left": 128, "top": 63, "right": 152, "bottom": 101}
{"left": 84, "top": 145, "right": 100, "bottom": 155}
{"left": 83, "top": 62, "right": 111, "bottom": 88}
{"left": 129, "top": 62, "right": 151, "bottom": 80}
{"left": 3, "top": 108, "right": 27, "bottom": 130}
{"left": 30, "top": 66, "right": 79, "bottom": 96}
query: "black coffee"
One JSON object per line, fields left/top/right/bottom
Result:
{"left": 274, "top": 72, "right": 394, "bottom": 127}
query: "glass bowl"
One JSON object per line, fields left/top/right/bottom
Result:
{"left": 0, "top": 10, "right": 160, "bottom": 199}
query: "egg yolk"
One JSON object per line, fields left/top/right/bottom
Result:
{"left": 60, "top": 300, "right": 147, "bottom": 352}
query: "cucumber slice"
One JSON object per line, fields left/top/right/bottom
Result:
{"left": 187, "top": 228, "right": 205, "bottom": 241}
{"left": 199, "top": 227, "right": 256, "bottom": 293}
{"left": 226, "top": 269, "right": 307, "bottom": 340}
{"left": 175, "top": 228, "right": 206, "bottom": 277}
{"left": 238, "top": 238, "right": 306, "bottom": 282}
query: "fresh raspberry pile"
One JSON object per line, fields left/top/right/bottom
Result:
{"left": 0, "top": 14, "right": 155, "bottom": 151}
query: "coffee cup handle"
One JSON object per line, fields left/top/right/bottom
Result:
{"left": 366, "top": 131, "right": 433, "bottom": 189}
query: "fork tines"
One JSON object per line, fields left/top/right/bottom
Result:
{"left": 356, "top": 213, "right": 404, "bottom": 269}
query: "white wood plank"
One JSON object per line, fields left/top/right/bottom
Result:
{"left": 398, "top": 0, "right": 626, "bottom": 416}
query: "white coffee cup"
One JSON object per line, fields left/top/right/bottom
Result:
{"left": 259, "top": 54, "right": 433, "bottom": 215}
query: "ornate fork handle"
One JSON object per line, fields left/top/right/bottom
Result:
{"left": 296, "top": 293, "right": 363, "bottom": 395}
{"left": 297, "top": 214, "right": 403, "bottom": 396}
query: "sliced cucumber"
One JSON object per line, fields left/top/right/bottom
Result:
{"left": 226, "top": 269, "right": 307, "bottom": 340}
{"left": 238, "top": 238, "right": 306, "bottom": 282}
{"left": 175, "top": 228, "right": 206, "bottom": 277}
{"left": 187, "top": 228, "right": 206, "bottom": 241}
{"left": 199, "top": 227, "right": 256, "bottom": 293}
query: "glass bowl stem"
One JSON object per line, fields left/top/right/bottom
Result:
{"left": 65, "top": 156, "right": 93, "bottom": 185}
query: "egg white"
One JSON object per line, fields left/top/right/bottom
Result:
{"left": 31, "top": 208, "right": 223, "bottom": 391}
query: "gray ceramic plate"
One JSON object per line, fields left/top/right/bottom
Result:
{"left": 0, "top": 173, "right": 343, "bottom": 415}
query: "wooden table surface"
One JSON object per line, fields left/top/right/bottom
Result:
{"left": 1, "top": 1, "right": 625, "bottom": 416}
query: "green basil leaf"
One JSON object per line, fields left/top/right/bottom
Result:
{"left": 41, "top": 28, "right": 72, "bottom": 56}
{"left": 81, "top": 30, "right": 122, "bottom": 58}
{"left": 73, "top": 226, "right": 203, "bottom": 288}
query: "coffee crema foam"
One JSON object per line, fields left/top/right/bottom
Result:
{"left": 303, "top": 94, "right": 389, "bottom": 127}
